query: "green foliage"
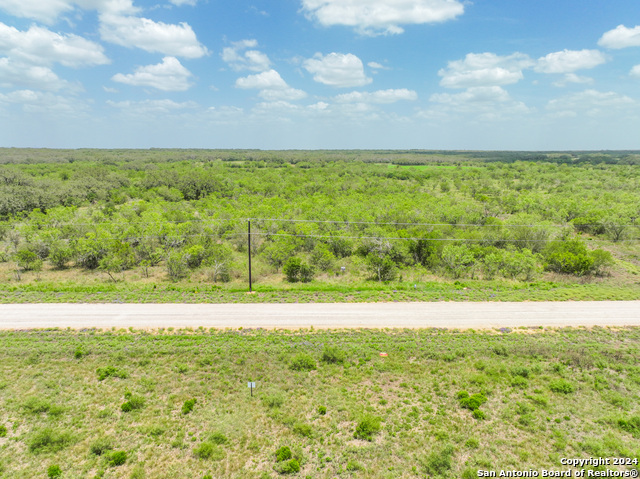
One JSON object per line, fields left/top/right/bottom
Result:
{"left": 29, "top": 428, "right": 74, "bottom": 453}
{"left": 473, "top": 409, "right": 487, "bottom": 420}
{"left": 277, "top": 459, "right": 300, "bottom": 474}
{"left": 0, "top": 424, "right": 7, "bottom": 437}
{"left": 543, "top": 240, "right": 610, "bottom": 276}
{"left": 549, "top": 379, "right": 575, "bottom": 394}
{"left": 96, "top": 366, "right": 128, "bottom": 381}
{"left": 90, "top": 437, "right": 113, "bottom": 456}
{"left": 459, "top": 392, "right": 487, "bottom": 410}
{"left": 290, "top": 353, "right": 316, "bottom": 371}
{"left": 354, "top": 414, "right": 381, "bottom": 441}
{"left": 14, "top": 249, "right": 43, "bottom": 272}
{"left": 47, "top": 465, "right": 62, "bottom": 478}
{"left": 181, "top": 398, "right": 197, "bottom": 415}
{"left": 263, "top": 392, "right": 285, "bottom": 409}
{"left": 275, "top": 446, "right": 292, "bottom": 463}
{"left": 617, "top": 416, "right": 640, "bottom": 437}
{"left": 317, "top": 405, "right": 327, "bottom": 415}
{"left": 166, "top": 250, "right": 189, "bottom": 281}
{"left": 193, "top": 442, "right": 224, "bottom": 460}
{"left": 283, "top": 257, "right": 315, "bottom": 283}
{"left": 365, "top": 253, "right": 397, "bottom": 282}
{"left": 441, "top": 244, "right": 474, "bottom": 279}
{"left": 321, "top": 345, "right": 346, "bottom": 364}
{"left": 208, "top": 432, "right": 228, "bottom": 445}
{"left": 106, "top": 451, "right": 127, "bottom": 467}
{"left": 310, "top": 245, "right": 335, "bottom": 271}
{"left": 422, "top": 445, "right": 454, "bottom": 476}
{"left": 49, "top": 243, "right": 73, "bottom": 269}
{"left": 511, "top": 367, "right": 530, "bottom": 378}
{"left": 346, "top": 460, "right": 364, "bottom": 471}
{"left": 292, "top": 422, "right": 313, "bottom": 438}
{"left": 121, "top": 395, "right": 145, "bottom": 412}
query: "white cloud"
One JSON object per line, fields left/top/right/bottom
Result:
{"left": 535, "top": 49, "right": 607, "bottom": 74}
{"left": 598, "top": 25, "right": 640, "bottom": 49}
{"left": 552, "top": 73, "right": 594, "bottom": 87}
{"left": 303, "top": 52, "right": 372, "bottom": 87}
{"left": 99, "top": 13, "right": 208, "bottom": 58}
{"left": 426, "top": 86, "right": 529, "bottom": 121}
{"left": 0, "top": 89, "right": 89, "bottom": 115}
{"left": 300, "top": 0, "right": 464, "bottom": 36}
{"left": 0, "top": 23, "right": 109, "bottom": 68}
{"left": 334, "top": 88, "right": 417, "bottom": 103}
{"left": 547, "top": 89, "right": 635, "bottom": 117}
{"left": 107, "top": 98, "right": 198, "bottom": 114}
{"left": 221, "top": 39, "right": 271, "bottom": 72}
{"left": 0, "top": 58, "right": 67, "bottom": 90}
{"left": 169, "top": 0, "right": 197, "bottom": 6}
{"left": 367, "top": 61, "right": 389, "bottom": 70}
{"left": 112, "top": 56, "right": 193, "bottom": 91}
{"left": 438, "top": 52, "right": 533, "bottom": 89}
{"left": 0, "top": 0, "right": 137, "bottom": 24}
{"left": 235, "top": 69, "right": 307, "bottom": 101}
{"left": 631, "top": 65, "right": 640, "bottom": 78}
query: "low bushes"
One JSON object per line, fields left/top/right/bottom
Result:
{"left": 354, "top": 415, "right": 381, "bottom": 441}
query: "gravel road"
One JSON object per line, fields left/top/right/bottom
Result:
{"left": 1, "top": 301, "right": 639, "bottom": 330}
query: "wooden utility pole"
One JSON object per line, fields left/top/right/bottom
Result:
{"left": 248, "top": 219, "right": 252, "bottom": 292}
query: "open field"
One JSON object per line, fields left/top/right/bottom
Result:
{"left": 0, "top": 327, "right": 639, "bottom": 478}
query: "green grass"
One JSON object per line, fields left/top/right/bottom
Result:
{"left": 0, "top": 328, "right": 639, "bottom": 477}
{"left": 0, "top": 278, "right": 638, "bottom": 303}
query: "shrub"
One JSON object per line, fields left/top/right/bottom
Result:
{"left": 423, "top": 445, "right": 454, "bottom": 476}
{"left": 365, "top": 254, "right": 397, "bottom": 282}
{"left": 121, "top": 395, "right": 145, "bottom": 412}
{"left": 354, "top": 415, "right": 381, "bottom": 441}
{"left": 15, "top": 249, "right": 43, "bottom": 272}
{"left": 74, "top": 346, "right": 87, "bottom": 359}
{"left": 618, "top": 416, "right": 640, "bottom": 437}
{"left": 465, "top": 438, "right": 479, "bottom": 449}
{"left": 49, "top": 244, "right": 73, "bottom": 269}
{"left": 209, "top": 432, "right": 228, "bottom": 445}
{"left": 293, "top": 422, "right": 313, "bottom": 438}
{"left": 459, "top": 393, "right": 487, "bottom": 411}
{"left": 511, "top": 376, "right": 528, "bottom": 389}
{"left": 166, "top": 250, "right": 189, "bottom": 281}
{"left": 0, "top": 424, "right": 7, "bottom": 437}
{"left": 317, "top": 405, "right": 327, "bottom": 416}
{"left": 90, "top": 437, "right": 113, "bottom": 456}
{"left": 47, "top": 465, "right": 62, "bottom": 478}
{"left": 543, "top": 240, "right": 606, "bottom": 276}
{"left": 473, "top": 409, "right": 487, "bottom": 420}
{"left": 263, "top": 393, "right": 284, "bottom": 410}
{"left": 275, "top": 459, "right": 300, "bottom": 474}
{"left": 29, "top": 428, "right": 74, "bottom": 453}
{"left": 194, "top": 442, "right": 215, "bottom": 460}
{"left": 549, "top": 379, "right": 575, "bottom": 394}
{"left": 346, "top": 460, "right": 364, "bottom": 471}
{"left": 182, "top": 398, "right": 197, "bottom": 415}
{"left": 275, "top": 446, "right": 292, "bottom": 462}
{"left": 290, "top": 353, "right": 316, "bottom": 371}
{"left": 283, "top": 257, "right": 315, "bottom": 283}
{"left": 321, "top": 346, "right": 346, "bottom": 364}
{"left": 511, "top": 367, "right": 530, "bottom": 378}
{"left": 194, "top": 442, "right": 224, "bottom": 461}
{"left": 440, "top": 244, "right": 474, "bottom": 279}
{"left": 106, "top": 450, "right": 127, "bottom": 467}
{"left": 96, "top": 366, "right": 128, "bottom": 381}
{"left": 310, "top": 246, "right": 335, "bottom": 271}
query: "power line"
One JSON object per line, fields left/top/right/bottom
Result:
{"left": 8, "top": 216, "right": 639, "bottom": 229}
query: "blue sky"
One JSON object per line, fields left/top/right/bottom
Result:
{"left": 0, "top": 0, "right": 639, "bottom": 149}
